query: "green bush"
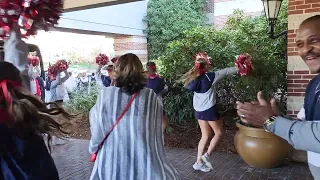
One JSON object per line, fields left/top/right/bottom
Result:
{"left": 145, "top": 0, "right": 207, "bottom": 60}
{"left": 158, "top": 6, "right": 288, "bottom": 124}
{"left": 65, "top": 84, "right": 99, "bottom": 114}
{"left": 163, "top": 81, "right": 195, "bottom": 124}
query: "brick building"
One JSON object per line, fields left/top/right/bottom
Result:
{"left": 114, "top": 36, "right": 148, "bottom": 63}
{"left": 206, "top": 0, "right": 263, "bottom": 28}
{"left": 287, "top": 0, "right": 320, "bottom": 116}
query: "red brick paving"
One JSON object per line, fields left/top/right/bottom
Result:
{"left": 51, "top": 139, "right": 313, "bottom": 180}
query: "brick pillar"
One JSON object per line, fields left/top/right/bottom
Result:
{"left": 286, "top": 0, "right": 320, "bottom": 117}
{"left": 205, "top": 0, "right": 215, "bottom": 24}
{"left": 113, "top": 35, "right": 148, "bottom": 63}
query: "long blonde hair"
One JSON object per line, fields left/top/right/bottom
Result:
{"left": 0, "top": 62, "right": 76, "bottom": 151}
{"left": 182, "top": 58, "right": 208, "bottom": 87}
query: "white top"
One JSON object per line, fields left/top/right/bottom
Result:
{"left": 49, "top": 72, "right": 69, "bottom": 102}
{"left": 297, "top": 107, "right": 320, "bottom": 167}
{"left": 29, "top": 65, "right": 41, "bottom": 95}
{"left": 193, "top": 67, "right": 238, "bottom": 111}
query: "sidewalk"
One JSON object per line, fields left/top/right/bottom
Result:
{"left": 51, "top": 139, "right": 313, "bottom": 180}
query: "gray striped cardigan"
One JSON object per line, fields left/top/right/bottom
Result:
{"left": 89, "top": 86, "right": 180, "bottom": 180}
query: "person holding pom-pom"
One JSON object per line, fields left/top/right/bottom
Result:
{"left": 95, "top": 54, "right": 117, "bottom": 87}
{"left": 182, "top": 52, "right": 252, "bottom": 172}
{"left": 27, "top": 55, "right": 42, "bottom": 98}
{"left": 0, "top": 22, "right": 75, "bottom": 180}
{"left": 45, "top": 60, "right": 70, "bottom": 107}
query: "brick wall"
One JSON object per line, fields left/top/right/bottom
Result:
{"left": 205, "top": 0, "right": 214, "bottom": 13}
{"left": 113, "top": 35, "right": 148, "bottom": 63}
{"left": 286, "top": 0, "right": 320, "bottom": 116}
{"left": 288, "top": 0, "right": 320, "bottom": 15}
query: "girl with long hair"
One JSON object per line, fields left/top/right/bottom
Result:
{"left": 89, "top": 53, "right": 180, "bottom": 180}
{"left": 182, "top": 52, "right": 240, "bottom": 172}
{"left": 0, "top": 25, "right": 75, "bottom": 179}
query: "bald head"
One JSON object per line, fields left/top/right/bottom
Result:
{"left": 296, "top": 15, "right": 320, "bottom": 73}
{"left": 300, "top": 15, "right": 320, "bottom": 28}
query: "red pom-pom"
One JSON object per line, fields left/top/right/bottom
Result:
{"left": 95, "top": 53, "right": 109, "bottom": 66}
{"left": 0, "top": 0, "right": 63, "bottom": 38}
{"left": 48, "top": 64, "right": 58, "bottom": 78}
{"left": 235, "top": 53, "right": 253, "bottom": 76}
{"left": 56, "top": 59, "right": 68, "bottom": 72}
{"left": 28, "top": 55, "right": 39, "bottom": 66}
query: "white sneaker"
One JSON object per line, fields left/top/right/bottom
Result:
{"left": 201, "top": 153, "right": 213, "bottom": 170}
{"left": 193, "top": 162, "right": 211, "bottom": 172}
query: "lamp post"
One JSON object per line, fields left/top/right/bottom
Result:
{"left": 262, "top": 0, "right": 287, "bottom": 39}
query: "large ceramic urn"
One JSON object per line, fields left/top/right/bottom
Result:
{"left": 234, "top": 122, "right": 290, "bottom": 168}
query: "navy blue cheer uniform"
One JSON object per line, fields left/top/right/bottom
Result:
{"left": 0, "top": 124, "right": 59, "bottom": 180}
{"left": 101, "top": 75, "right": 112, "bottom": 87}
{"left": 185, "top": 67, "right": 238, "bottom": 121}
{"left": 146, "top": 74, "right": 168, "bottom": 113}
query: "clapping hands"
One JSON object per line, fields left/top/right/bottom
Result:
{"left": 236, "top": 91, "right": 280, "bottom": 127}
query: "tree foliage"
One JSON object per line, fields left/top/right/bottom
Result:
{"left": 145, "top": 0, "right": 207, "bottom": 60}
{"left": 157, "top": 2, "right": 288, "bottom": 124}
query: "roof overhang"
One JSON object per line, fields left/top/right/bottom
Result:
{"left": 64, "top": 0, "right": 144, "bottom": 12}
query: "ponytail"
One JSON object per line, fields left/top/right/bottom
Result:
{"left": 182, "top": 66, "right": 200, "bottom": 87}
{"left": 181, "top": 58, "right": 208, "bottom": 87}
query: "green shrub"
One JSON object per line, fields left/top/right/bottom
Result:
{"left": 163, "top": 81, "right": 195, "bottom": 124}
{"left": 145, "top": 0, "right": 207, "bottom": 60}
{"left": 65, "top": 84, "right": 99, "bottom": 114}
{"left": 158, "top": 6, "right": 288, "bottom": 125}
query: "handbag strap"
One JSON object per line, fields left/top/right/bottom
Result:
{"left": 95, "top": 93, "right": 137, "bottom": 153}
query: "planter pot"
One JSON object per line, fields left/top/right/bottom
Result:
{"left": 234, "top": 122, "right": 290, "bottom": 169}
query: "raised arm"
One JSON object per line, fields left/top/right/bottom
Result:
{"left": 271, "top": 117, "right": 320, "bottom": 153}
{"left": 50, "top": 72, "right": 62, "bottom": 89}
{"left": 213, "top": 67, "right": 239, "bottom": 83}
{"left": 4, "top": 24, "right": 30, "bottom": 90}
{"left": 95, "top": 65, "right": 104, "bottom": 83}
{"left": 4, "top": 24, "right": 28, "bottom": 72}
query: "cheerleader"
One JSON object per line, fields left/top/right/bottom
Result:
{"left": 1, "top": 23, "right": 75, "bottom": 180}
{"left": 182, "top": 52, "right": 240, "bottom": 172}
{"left": 45, "top": 65, "right": 70, "bottom": 145}
{"left": 96, "top": 56, "right": 119, "bottom": 88}
{"left": 96, "top": 63, "right": 114, "bottom": 87}
{"left": 28, "top": 64, "right": 42, "bottom": 98}
{"left": 146, "top": 61, "right": 169, "bottom": 133}
{"left": 45, "top": 66, "right": 70, "bottom": 107}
